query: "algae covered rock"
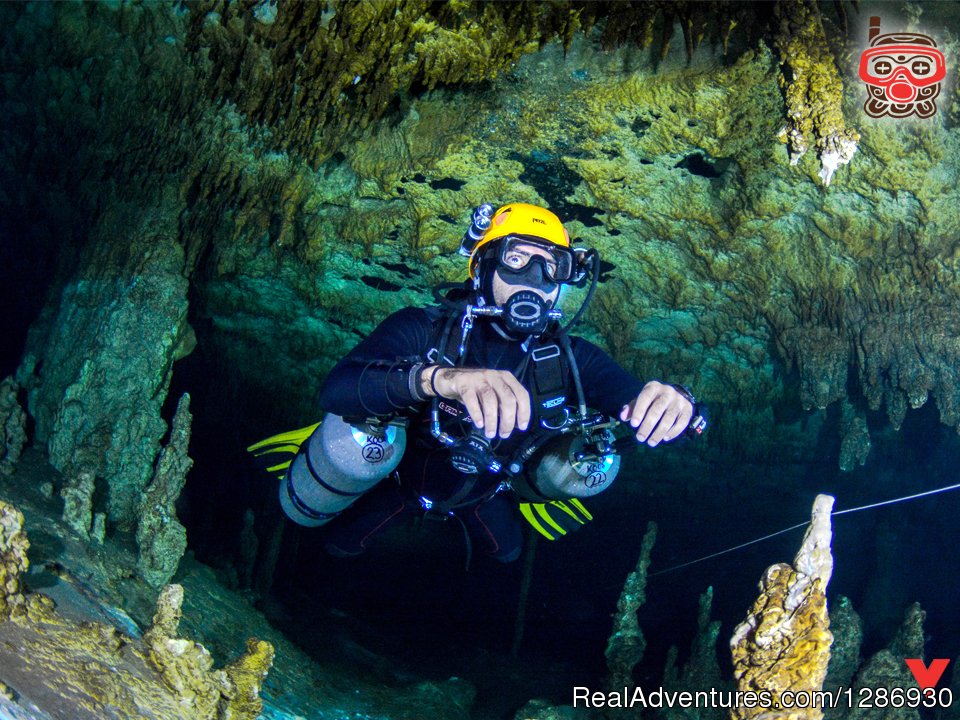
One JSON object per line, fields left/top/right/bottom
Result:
{"left": 143, "top": 583, "right": 276, "bottom": 720}
{"left": 143, "top": 583, "right": 226, "bottom": 717}
{"left": 0, "top": 378, "right": 27, "bottom": 476}
{"left": 0, "top": 501, "right": 274, "bottom": 720}
{"left": 137, "top": 393, "right": 194, "bottom": 589}
{"left": 0, "top": 500, "right": 28, "bottom": 622}
{"left": 10, "top": 0, "right": 960, "bottom": 473}
{"left": 60, "top": 469, "right": 95, "bottom": 539}
{"left": 730, "top": 494, "right": 835, "bottom": 720}
{"left": 28, "top": 200, "right": 192, "bottom": 529}
{"left": 219, "top": 638, "right": 275, "bottom": 720}
{"left": 773, "top": 0, "right": 859, "bottom": 185}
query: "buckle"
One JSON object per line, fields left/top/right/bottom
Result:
{"left": 532, "top": 344, "right": 560, "bottom": 362}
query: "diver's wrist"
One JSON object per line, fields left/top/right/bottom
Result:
{"left": 421, "top": 365, "right": 444, "bottom": 397}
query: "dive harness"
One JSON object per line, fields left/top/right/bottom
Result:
{"left": 422, "top": 221, "right": 707, "bottom": 515}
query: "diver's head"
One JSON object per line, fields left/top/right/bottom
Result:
{"left": 468, "top": 203, "right": 575, "bottom": 336}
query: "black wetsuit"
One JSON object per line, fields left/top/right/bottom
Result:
{"left": 317, "top": 306, "right": 646, "bottom": 562}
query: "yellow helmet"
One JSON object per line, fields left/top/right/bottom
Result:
{"left": 468, "top": 203, "right": 570, "bottom": 280}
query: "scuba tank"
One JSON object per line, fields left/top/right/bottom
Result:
{"left": 279, "top": 415, "right": 406, "bottom": 527}
{"left": 510, "top": 427, "right": 621, "bottom": 501}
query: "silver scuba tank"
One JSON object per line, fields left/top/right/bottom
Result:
{"left": 279, "top": 415, "right": 406, "bottom": 527}
{"left": 515, "top": 429, "right": 620, "bottom": 501}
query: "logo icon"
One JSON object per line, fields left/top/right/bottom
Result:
{"left": 858, "top": 16, "right": 945, "bottom": 118}
{"left": 905, "top": 658, "right": 950, "bottom": 691}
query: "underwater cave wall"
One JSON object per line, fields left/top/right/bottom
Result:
{"left": 23, "top": 198, "right": 193, "bottom": 528}
{"left": 3, "top": 0, "right": 960, "bottom": 533}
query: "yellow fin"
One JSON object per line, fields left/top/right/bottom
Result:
{"left": 520, "top": 503, "right": 558, "bottom": 541}
{"left": 247, "top": 422, "right": 321, "bottom": 453}
{"left": 534, "top": 503, "right": 567, "bottom": 535}
{"left": 568, "top": 498, "right": 593, "bottom": 521}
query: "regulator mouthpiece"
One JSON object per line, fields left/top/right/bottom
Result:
{"left": 502, "top": 290, "right": 556, "bottom": 336}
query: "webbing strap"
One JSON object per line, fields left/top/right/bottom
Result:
{"left": 426, "top": 309, "right": 464, "bottom": 368}
{"left": 530, "top": 342, "right": 568, "bottom": 424}
{"left": 285, "top": 474, "right": 338, "bottom": 521}
{"left": 426, "top": 474, "right": 480, "bottom": 515}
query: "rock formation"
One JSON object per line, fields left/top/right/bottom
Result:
{"left": 730, "top": 494, "right": 835, "bottom": 720}
{"left": 823, "top": 595, "right": 863, "bottom": 696}
{"left": 0, "top": 378, "right": 27, "bottom": 476}
{"left": 143, "top": 583, "right": 274, "bottom": 720}
{"left": 662, "top": 586, "right": 727, "bottom": 720}
{"left": 606, "top": 521, "right": 657, "bottom": 690}
{"left": 0, "top": 499, "right": 274, "bottom": 720}
{"left": 26, "top": 201, "right": 193, "bottom": 528}
{"left": 137, "top": 393, "right": 194, "bottom": 589}
{"left": 0, "top": 501, "right": 28, "bottom": 622}
{"left": 772, "top": 0, "right": 859, "bottom": 185}
{"left": 60, "top": 469, "right": 95, "bottom": 539}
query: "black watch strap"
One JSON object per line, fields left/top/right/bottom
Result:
{"left": 670, "top": 384, "right": 707, "bottom": 437}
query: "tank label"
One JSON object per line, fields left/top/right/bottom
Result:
{"left": 579, "top": 457, "right": 613, "bottom": 488}
{"left": 361, "top": 436, "right": 385, "bottom": 463}
{"left": 585, "top": 470, "right": 609, "bottom": 488}
{"left": 351, "top": 425, "right": 397, "bottom": 448}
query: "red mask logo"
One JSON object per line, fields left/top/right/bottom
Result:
{"left": 858, "top": 17, "right": 945, "bottom": 118}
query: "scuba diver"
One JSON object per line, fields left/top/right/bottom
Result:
{"left": 250, "top": 203, "right": 706, "bottom": 564}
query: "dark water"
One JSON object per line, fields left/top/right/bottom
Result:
{"left": 166, "top": 342, "right": 960, "bottom": 717}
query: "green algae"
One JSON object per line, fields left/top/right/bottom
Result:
{"left": 7, "top": 0, "right": 960, "bottom": 506}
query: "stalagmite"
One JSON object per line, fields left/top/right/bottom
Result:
{"left": 730, "top": 494, "right": 835, "bottom": 720}
{"left": 606, "top": 521, "right": 657, "bottom": 690}
{"left": 0, "top": 501, "right": 28, "bottom": 622}
{"left": 824, "top": 595, "right": 863, "bottom": 692}
{"left": 137, "top": 393, "right": 193, "bottom": 588}
{"left": 60, "top": 469, "right": 95, "bottom": 539}
{"left": 0, "top": 378, "right": 26, "bottom": 476}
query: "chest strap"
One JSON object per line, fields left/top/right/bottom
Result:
{"left": 425, "top": 308, "right": 464, "bottom": 367}
{"left": 530, "top": 343, "right": 569, "bottom": 428}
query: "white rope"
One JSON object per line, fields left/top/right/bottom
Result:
{"left": 832, "top": 481, "right": 960, "bottom": 516}
{"left": 650, "top": 480, "right": 960, "bottom": 577}
{"left": 649, "top": 520, "right": 809, "bottom": 576}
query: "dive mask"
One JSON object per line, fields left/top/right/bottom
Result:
{"left": 498, "top": 235, "right": 576, "bottom": 284}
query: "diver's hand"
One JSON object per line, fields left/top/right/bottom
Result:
{"left": 424, "top": 366, "right": 531, "bottom": 439}
{"left": 619, "top": 381, "right": 694, "bottom": 447}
